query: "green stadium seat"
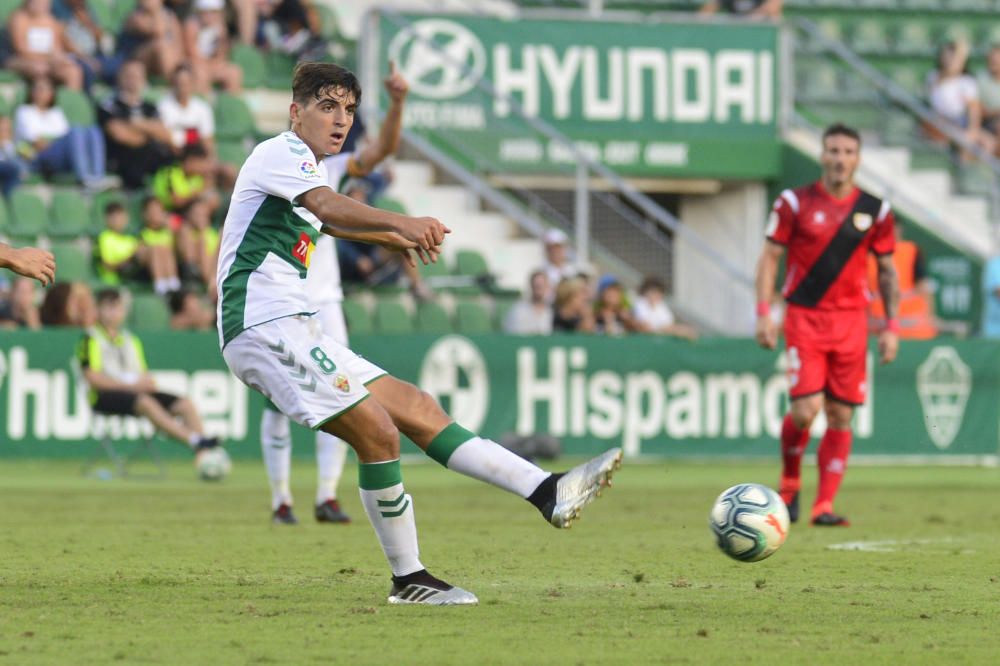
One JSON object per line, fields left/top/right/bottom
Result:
{"left": 893, "top": 20, "right": 935, "bottom": 56}
{"left": 980, "top": 23, "right": 1000, "bottom": 49}
{"left": 129, "top": 293, "right": 171, "bottom": 331}
{"left": 957, "top": 163, "right": 996, "bottom": 197}
{"left": 0, "top": 0, "right": 20, "bottom": 23}
{"left": 797, "top": 59, "right": 840, "bottom": 101}
{"left": 455, "top": 301, "right": 492, "bottom": 334}
{"left": 265, "top": 52, "right": 297, "bottom": 90}
{"left": 110, "top": 0, "right": 137, "bottom": 31}
{"left": 415, "top": 301, "right": 452, "bottom": 334}
{"left": 372, "top": 196, "right": 408, "bottom": 215}
{"left": 213, "top": 94, "right": 256, "bottom": 141}
{"left": 8, "top": 190, "right": 48, "bottom": 239}
{"left": 452, "top": 249, "right": 491, "bottom": 295}
{"left": 849, "top": 19, "right": 891, "bottom": 56}
{"left": 216, "top": 139, "right": 250, "bottom": 168}
{"left": 882, "top": 110, "right": 918, "bottom": 145}
{"left": 314, "top": 3, "right": 341, "bottom": 40}
{"left": 230, "top": 45, "right": 267, "bottom": 88}
{"left": 0, "top": 196, "right": 10, "bottom": 233}
{"left": 50, "top": 242, "right": 93, "bottom": 282}
{"left": 56, "top": 88, "right": 95, "bottom": 126}
{"left": 89, "top": 0, "right": 115, "bottom": 30}
{"left": 813, "top": 17, "right": 844, "bottom": 46}
{"left": 50, "top": 190, "right": 91, "bottom": 238}
{"left": 373, "top": 300, "right": 413, "bottom": 334}
{"left": 342, "top": 299, "right": 373, "bottom": 335}
{"left": 493, "top": 296, "right": 519, "bottom": 330}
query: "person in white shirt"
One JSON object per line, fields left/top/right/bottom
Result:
{"left": 157, "top": 63, "right": 216, "bottom": 152}
{"left": 926, "top": 40, "right": 996, "bottom": 156}
{"left": 14, "top": 76, "right": 107, "bottom": 188}
{"left": 632, "top": 276, "right": 698, "bottom": 340}
{"left": 539, "top": 228, "right": 577, "bottom": 302}
{"left": 503, "top": 270, "right": 553, "bottom": 335}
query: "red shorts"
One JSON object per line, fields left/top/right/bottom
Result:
{"left": 783, "top": 305, "right": 868, "bottom": 406}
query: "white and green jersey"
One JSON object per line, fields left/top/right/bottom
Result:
{"left": 216, "top": 131, "right": 331, "bottom": 349}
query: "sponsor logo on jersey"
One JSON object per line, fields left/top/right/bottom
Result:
{"left": 334, "top": 374, "right": 351, "bottom": 393}
{"left": 853, "top": 212, "right": 872, "bottom": 231}
{"left": 292, "top": 231, "right": 315, "bottom": 267}
{"left": 299, "top": 160, "right": 320, "bottom": 179}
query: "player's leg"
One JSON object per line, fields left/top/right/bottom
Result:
{"left": 779, "top": 339, "right": 826, "bottom": 522}
{"left": 365, "top": 375, "right": 622, "bottom": 528}
{"left": 812, "top": 399, "right": 854, "bottom": 526}
{"left": 260, "top": 400, "right": 296, "bottom": 523}
{"left": 313, "top": 301, "right": 351, "bottom": 523}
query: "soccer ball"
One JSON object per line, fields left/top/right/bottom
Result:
{"left": 709, "top": 483, "right": 789, "bottom": 562}
{"left": 196, "top": 447, "right": 232, "bottom": 482}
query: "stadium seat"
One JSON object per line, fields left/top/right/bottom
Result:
{"left": 796, "top": 59, "right": 840, "bottom": 101}
{"left": 415, "top": 301, "right": 453, "bottom": 334}
{"left": 129, "top": 293, "right": 171, "bottom": 331}
{"left": 314, "top": 3, "right": 341, "bottom": 40}
{"left": 50, "top": 190, "right": 91, "bottom": 238}
{"left": 49, "top": 242, "right": 93, "bottom": 282}
{"left": 230, "top": 45, "right": 267, "bottom": 89}
{"left": 454, "top": 249, "right": 490, "bottom": 277}
{"left": 56, "top": 88, "right": 95, "bottom": 126}
{"left": 374, "top": 300, "right": 413, "bottom": 334}
{"left": 372, "top": 196, "right": 408, "bottom": 215}
{"left": 342, "top": 299, "right": 373, "bottom": 335}
{"left": 882, "top": 110, "right": 918, "bottom": 145}
{"left": 265, "top": 52, "right": 297, "bottom": 90}
{"left": 8, "top": 190, "right": 48, "bottom": 239}
{"left": 0, "top": 196, "right": 10, "bottom": 233}
{"left": 893, "top": 20, "right": 935, "bottom": 56}
{"left": 455, "top": 301, "right": 492, "bottom": 334}
{"left": 110, "top": 0, "right": 137, "bottom": 30}
{"left": 0, "top": 0, "right": 19, "bottom": 23}
{"left": 216, "top": 139, "right": 250, "bottom": 168}
{"left": 213, "top": 94, "right": 256, "bottom": 141}
{"left": 493, "top": 296, "right": 519, "bottom": 330}
{"left": 849, "top": 19, "right": 891, "bottom": 56}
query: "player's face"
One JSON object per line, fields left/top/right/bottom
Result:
{"left": 291, "top": 86, "right": 356, "bottom": 157}
{"left": 820, "top": 135, "right": 860, "bottom": 189}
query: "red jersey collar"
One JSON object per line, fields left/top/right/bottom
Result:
{"left": 814, "top": 179, "right": 859, "bottom": 205}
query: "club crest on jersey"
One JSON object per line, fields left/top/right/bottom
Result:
{"left": 334, "top": 374, "right": 351, "bottom": 393}
{"left": 813, "top": 211, "right": 826, "bottom": 224}
{"left": 292, "top": 231, "right": 315, "bottom": 267}
{"left": 853, "top": 212, "right": 873, "bottom": 231}
{"left": 299, "top": 160, "right": 320, "bottom": 179}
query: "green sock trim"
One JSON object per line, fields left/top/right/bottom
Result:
{"left": 358, "top": 459, "right": 402, "bottom": 490}
{"left": 425, "top": 423, "right": 476, "bottom": 467}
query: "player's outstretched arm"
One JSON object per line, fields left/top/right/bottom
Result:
{"left": 0, "top": 243, "right": 56, "bottom": 286}
{"left": 324, "top": 228, "right": 441, "bottom": 267}
{"left": 754, "top": 241, "right": 784, "bottom": 349}
{"left": 875, "top": 253, "right": 900, "bottom": 364}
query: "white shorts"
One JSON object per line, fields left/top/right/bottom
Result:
{"left": 314, "top": 299, "right": 348, "bottom": 345}
{"left": 224, "top": 314, "right": 385, "bottom": 430}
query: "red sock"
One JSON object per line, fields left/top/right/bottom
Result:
{"left": 813, "top": 428, "right": 853, "bottom": 517}
{"left": 779, "top": 414, "right": 811, "bottom": 503}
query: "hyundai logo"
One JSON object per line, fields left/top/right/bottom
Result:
{"left": 388, "top": 19, "right": 487, "bottom": 100}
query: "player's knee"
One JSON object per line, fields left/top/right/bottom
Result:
{"left": 790, "top": 401, "right": 820, "bottom": 429}
{"left": 175, "top": 397, "right": 194, "bottom": 413}
{"left": 825, "top": 404, "right": 854, "bottom": 430}
{"left": 367, "top": 416, "right": 400, "bottom": 458}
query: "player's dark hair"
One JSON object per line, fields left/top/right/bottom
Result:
{"left": 104, "top": 201, "right": 125, "bottom": 217}
{"left": 96, "top": 288, "right": 122, "bottom": 306}
{"left": 822, "top": 123, "right": 861, "bottom": 147}
{"left": 291, "top": 62, "right": 361, "bottom": 108}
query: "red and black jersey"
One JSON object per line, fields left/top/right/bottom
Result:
{"left": 766, "top": 181, "right": 895, "bottom": 311}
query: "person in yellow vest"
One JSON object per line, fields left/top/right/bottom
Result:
{"left": 176, "top": 197, "right": 219, "bottom": 299}
{"left": 151, "top": 142, "right": 219, "bottom": 215}
{"left": 868, "top": 219, "right": 937, "bottom": 339}
{"left": 96, "top": 201, "right": 145, "bottom": 285}
{"left": 139, "top": 195, "right": 182, "bottom": 295}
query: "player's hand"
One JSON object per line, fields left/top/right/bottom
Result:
{"left": 400, "top": 216, "right": 450, "bottom": 251}
{"left": 7, "top": 246, "right": 56, "bottom": 286}
{"left": 878, "top": 330, "right": 899, "bottom": 365}
{"left": 755, "top": 316, "right": 778, "bottom": 350}
{"left": 384, "top": 60, "right": 409, "bottom": 104}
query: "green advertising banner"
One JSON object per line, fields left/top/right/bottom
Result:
{"left": 371, "top": 12, "right": 783, "bottom": 179}
{"left": 2, "top": 331, "right": 997, "bottom": 461}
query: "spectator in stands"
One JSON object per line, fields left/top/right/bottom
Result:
{"left": 926, "top": 40, "right": 997, "bottom": 158}
{"left": 118, "top": 0, "right": 185, "bottom": 81}
{"left": 54, "top": 0, "right": 120, "bottom": 88}
{"left": 158, "top": 63, "right": 215, "bottom": 152}
{"left": 40, "top": 280, "right": 96, "bottom": 327}
{"left": 168, "top": 288, "right": 215, "bottom": 330}
{"left": 14, "top": 76, "right": 109, "bottom": 190}
{"left": 539, "top": 229, "right": 577, "bottom": 302}
{"left": 0, "top": 116, "right": 26, "bottom": 197}
{"left": 258, "top": 0, "right": 327, "bottom": 61}
{"left": 152, "top": 143, "right": 219, "bottom": 214}
{"left": 552, "top": 277, "right": 595, "bottom": 333}
{"left": 503, "top": 270, "right": 553, "bottom": 335}
{"left": 0, "top": 277, "right": 42, "bottom": 329}
{"left": 98, "top": 60, "right": 174, "bottom": 189}
{"left": 981, "top": 249, "right": 1000, "bottom": 338}
{"left": 976, "top": 45, "right": 1000, "bottom": 141}
{"left": 176, "top": 197, "right": 219, "bottom": 298}
{"left": 95, "top": 201, "right": 144, "bottom": 286}
{"left": 183, "top": 0, "right": 242, "bottom": 94}
{"left": 138, "top": 195, "right": 182, "bottom": 295}
{"left": 632, "top": 276, "right": 699, "bottom": 340}
{"left": 699, "top": 0, "right": 782, "bottom": 19}
{"left": 4, "top": 0, "right": 84, "bottom": 89}
{"left": 593, "top": 275, "right": 640, "bottom": 336}
{"left": 867, "top": 220, "right": 936, "bottom": 339}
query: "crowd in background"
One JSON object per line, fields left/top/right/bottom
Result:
{"left": 926, "top": 41, "right": 1000, "bottom": 158}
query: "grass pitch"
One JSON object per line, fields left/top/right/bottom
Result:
{"left": 1, "top": 457, "right": 998, "bottom": 665}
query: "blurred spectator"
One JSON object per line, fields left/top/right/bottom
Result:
{"left": 229, "top": 0, "right": 259, "bottom": 46}
{"left": 95, "top": 200, "right": 144, "bottom": 285}
{"left": 40, "top": 280, "right": 96, "bottom": 327}
{"left": 699, "top": 0, "right": 782, "bottom": 19}
{"left": 539, "top": 229, "right": 576, "bottom": 302}
{"left": 503, "top": 270, "right": 552, "bottom": 335}
{"left": 976, "top": 46, "right": 1000, "bottom": 140}
{"left": 14, "top": 76, "right": 109, "bottom": 189}
{"left": 152, "top": 142, "right": 219, "bottom": 214}
{"left": 0, "top": 277, "right": 42, "bottom": 329}
{"left": 4, "top": 0, "right": 84, "bottom": 89}
{"left": 168, "top": 288, "right": 215, "bottom": 330}
{"left": 53, "top": 0, "right": 120, "bottom": 88}
{"left": 926, "top": 41, "right": 996, "bottom": 157}
{"left": 0, "top": 116, "right": 27, "bottom": 197}
{"left": 632, "top": 276, "right": 699, "bottom": 340}
{"left": 139, "top": 195, "right": 182, "bottom": 295}
{"left": 258, "top": 0, "right": 327, "bottom": 61}
{"left": 552, "top": 277, "right": 595, "bottom": 333}
{"left": 97, "top": 59, "right": 173, "bottom": 189}
{"left": 118, "top": 0, "right": 186, "bottom": 80}
{"left": 158, "top": 63, "right": 215, "bottom": 152}
{"left": 593, "top": 275, "right": 640, "bottom": 336}
{"left": 867, "top": 220, "right": 936, "bottom": 339}
{"left": 176, "top": 197, "right": 219, "bottom": 298}
{"left": 981, "top": 251, "right": 1000, "bottom": 338}
{"left": 183, "top": 0, "right": 242, "bottom": 94}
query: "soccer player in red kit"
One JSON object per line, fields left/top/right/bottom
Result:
{"left": 754, "top": 124, "right": 900, "bottom": 526}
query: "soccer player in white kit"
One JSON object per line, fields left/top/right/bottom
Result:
{"left": 217, "top": 63, "right": 622, "bottom": 605}
{"left": 260, "top": 63, "right": 411, "bottom": 526}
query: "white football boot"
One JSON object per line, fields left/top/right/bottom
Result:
{"left": 548, "top": 447, "right": 623, "bottom": 528}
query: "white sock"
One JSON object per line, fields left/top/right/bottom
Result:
{"left": 426, "top": 423, "right": 549, "bottom": 498}
{"left": 154, "top": 279, "right": 170, "bottom": 295}
{"left": 359, "top": 460, "right": 423, "bottom": 576}
{"left": 168, "top": 276, "right": 181, "bottom": 290}
{"left": 261, "top": 408, "right": 293, "bottom": 510}
{"left": 187, "top": 433, "right": 201, "bottom": 447}
{"left": 315, "top": 432, "right": 348, "bottom": 505}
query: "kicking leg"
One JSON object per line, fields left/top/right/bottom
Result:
{"left": 261, "top": 401, "right": 296, "bottom": 523}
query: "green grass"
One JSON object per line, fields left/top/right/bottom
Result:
{"left": 1, "top": 459, "right": 999, "bottom": 664}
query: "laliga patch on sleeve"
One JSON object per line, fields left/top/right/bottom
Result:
{"left": 299, "top": 160, "right": 320, "bottom": 179}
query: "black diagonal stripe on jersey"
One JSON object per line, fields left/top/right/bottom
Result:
{"left": 786, "top": 191, "right": 883, "bottom": 308}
